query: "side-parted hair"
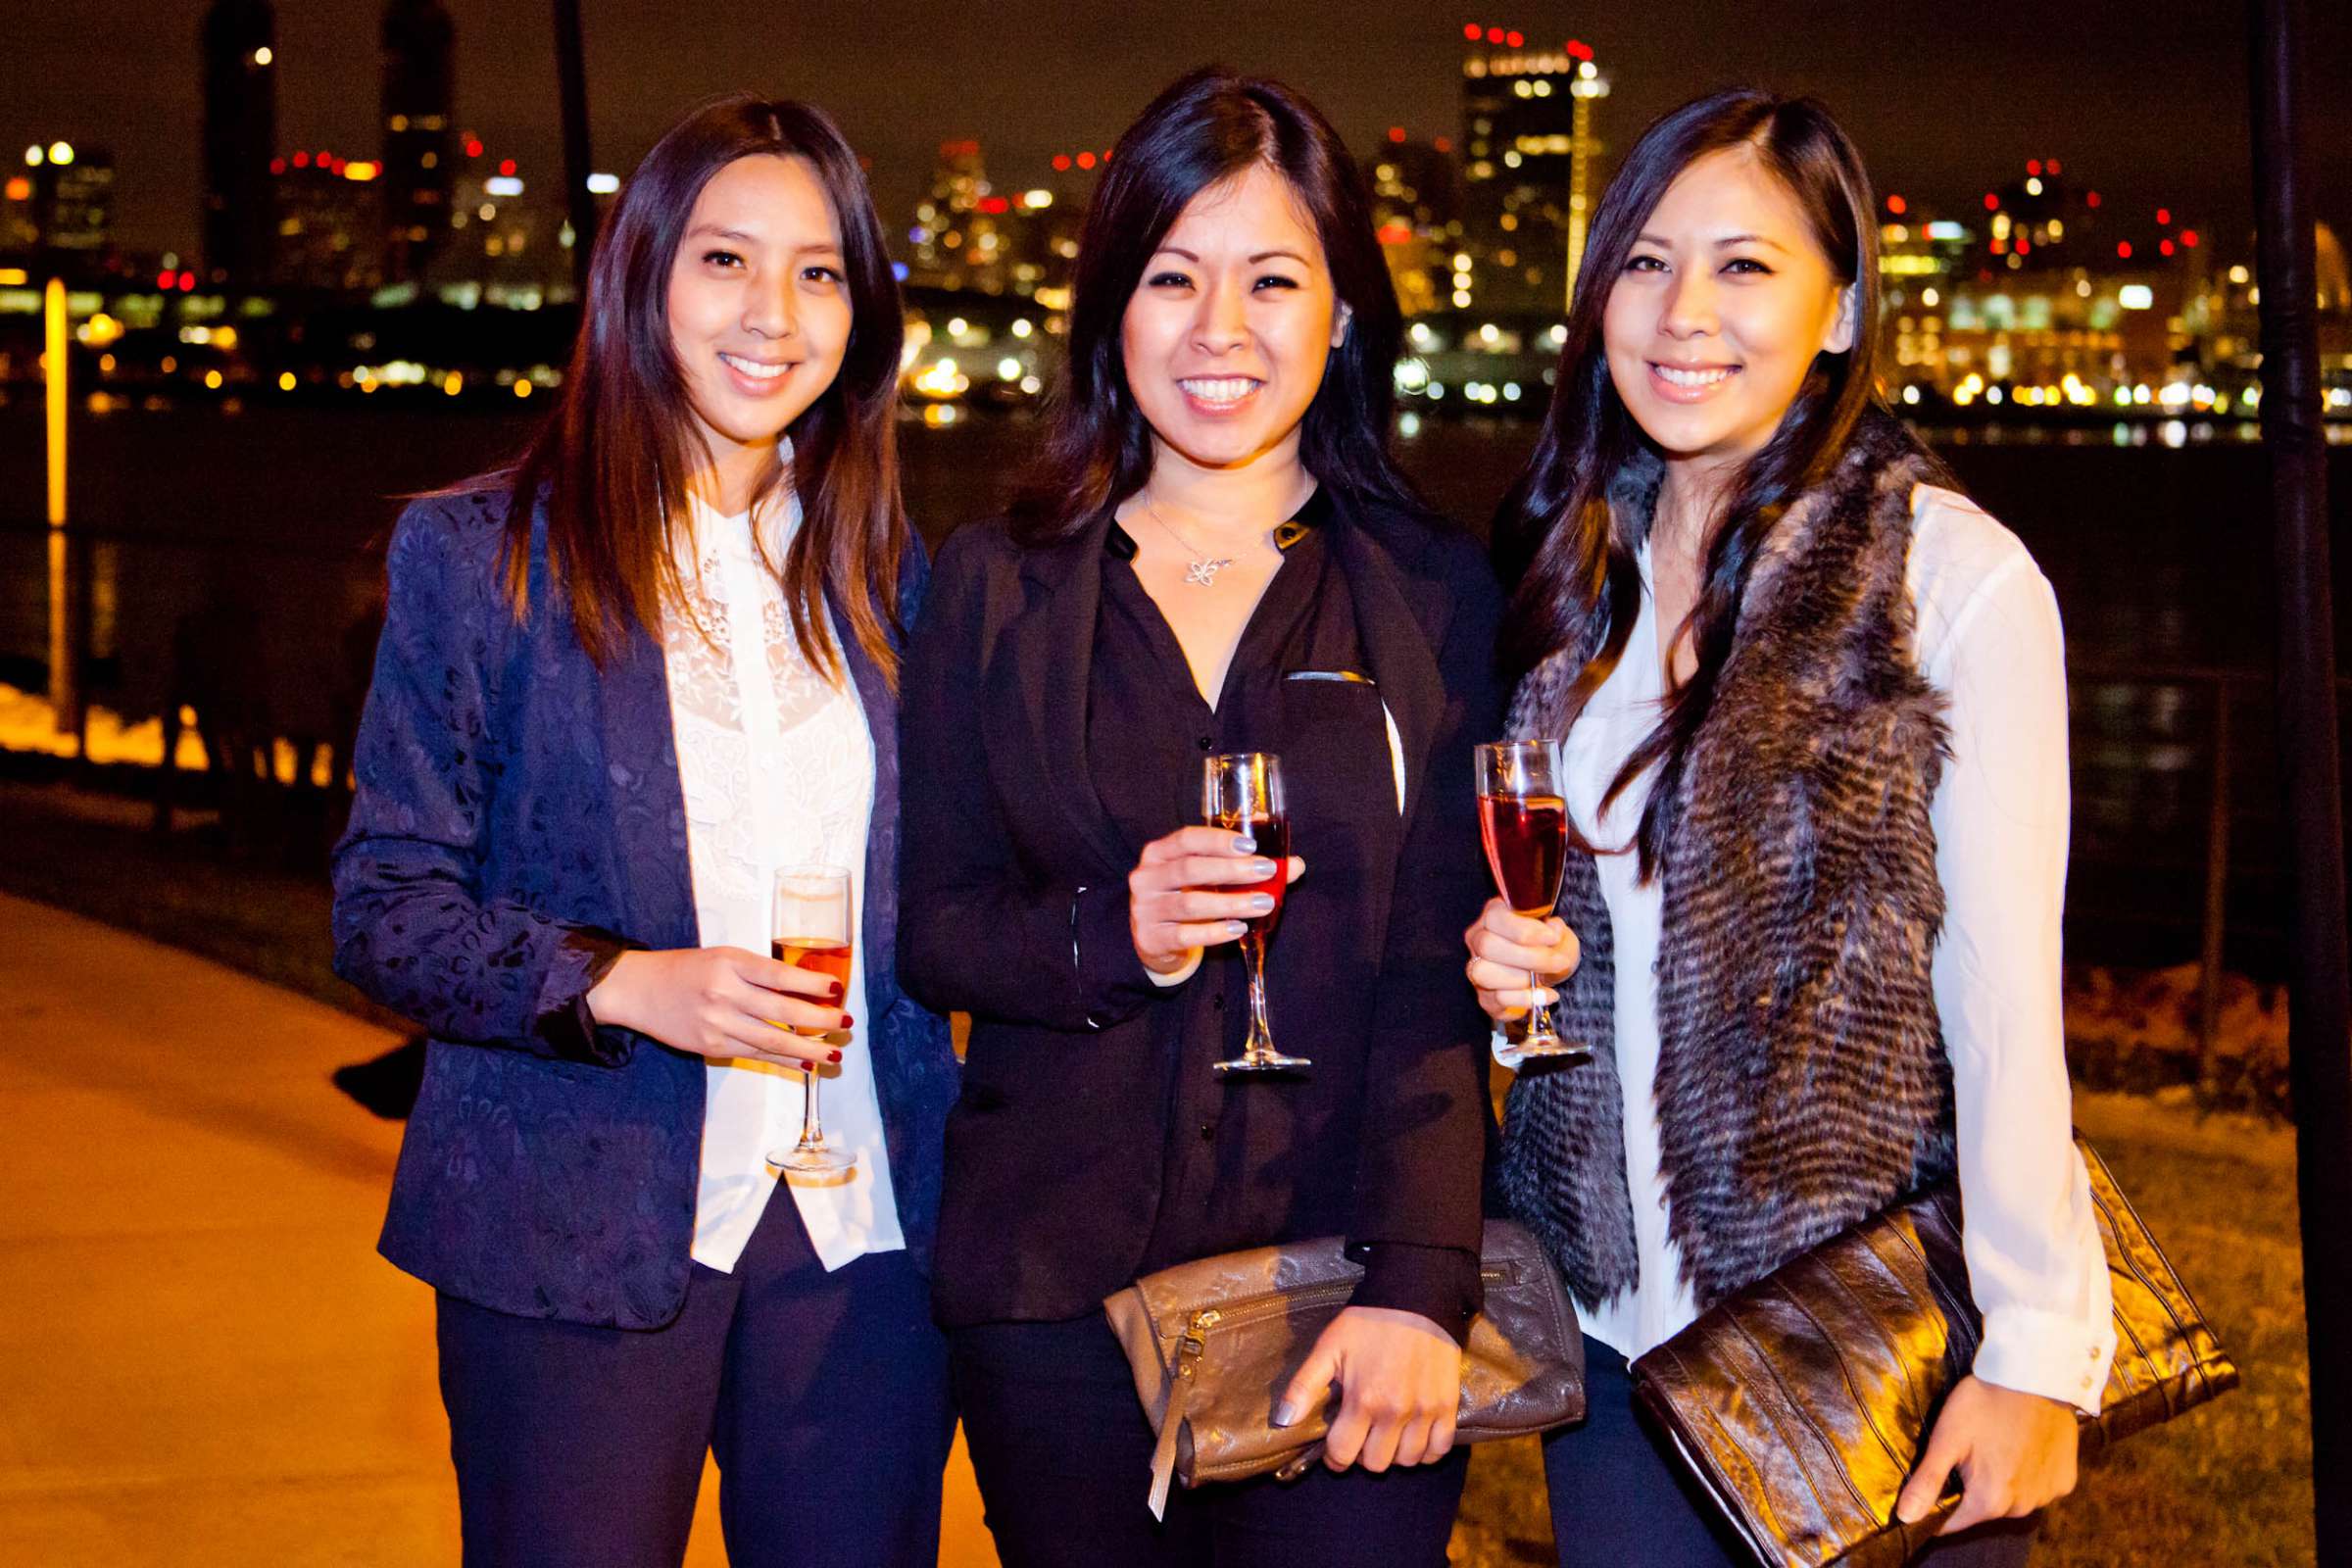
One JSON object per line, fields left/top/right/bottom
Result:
{"left": 1491, "top": 88, "right": 1886, "bottom": 876}
{"left": 500, "top": 94, "right": 907, "bottom": 686}
{"left": 1007, "top": 68, "right": 1420, "bottom": 544}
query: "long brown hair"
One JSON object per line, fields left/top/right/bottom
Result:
{"left": 502, "top": 94, "right": 907, "bottom": 686}
{"left": 1491, "top": 89, "right": 1886, "bottom": 876}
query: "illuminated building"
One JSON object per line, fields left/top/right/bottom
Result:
{"left": 380, "top": 0, "right": 456, "bottom": 285}
{"left": 200, "top": 0, "right": 277, "bottom": 286}
{"left": 1369, "top": 129, "right": 1457, "bottom": 317}
{"left": 903, "top": 141, "right": 1072, "bottom": 297}
{"left": 429, "top": 166, "right": 571, "bottom": 309}
{"left": 1457, "top": 26, "right": 1608, "bottom": 314}
{"left": 272, "top": 153, "right": 384, "bottom": 293}
{"left": 0, "top": 169, "right": 37, "bottom": 259}
{"left": 8, "top": 142, "right": 116, "bottom": 276}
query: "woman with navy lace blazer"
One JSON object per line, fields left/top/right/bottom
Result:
{"left": 330, "top": 97, "right": 957, "bottom": 1568}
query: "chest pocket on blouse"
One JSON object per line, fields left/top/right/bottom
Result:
{"left": 1283, "top": 669, "right": 1405, "bottom": 816}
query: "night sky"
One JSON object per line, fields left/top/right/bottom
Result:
{"left": 10, "top": 0, "right": 2348, "bottom": 264}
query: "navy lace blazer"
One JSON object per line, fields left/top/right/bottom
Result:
{"left": 331, "top": 486, "right": 958, "bottom": 1328}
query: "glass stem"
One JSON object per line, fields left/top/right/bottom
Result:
{"left": 1243, "top": 930, "right": 1276, "bottom": 1059}
{"left": 799, "top": 1064, "right": 826, "bottom": 1151}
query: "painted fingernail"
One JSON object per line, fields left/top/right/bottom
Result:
{"left": 1249, "top": 860, "right": 1277, "bottom": 879}
{"left": 1248, "top": 894, "right": 1275, "bottom": 913}
{"left": 1271, "top": 1399, "right": 1298, "bottom": 1428}
{"left": 827, "top": 1050, "right": 843, "bottom": 1063}
{"left": 839, "top": 1013, "right": 854, "bottom": 1027}
{"left": 828, "top": 980, "right": 845, "bottom": 1000}
{"left": 1232, "top": 836, "right": 1257, "bottom": 855}
{"left": 1225, "top": 921, "right": 1248, "bottom": 938}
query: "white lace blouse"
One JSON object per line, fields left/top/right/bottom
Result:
{"left": 666, "top": 483, "right": 904, "bottom": 1275}
{"left": 1503, "top": 485, "right": 2117, "bottom": 1414}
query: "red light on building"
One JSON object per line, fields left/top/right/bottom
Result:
{"left": 978, "top": 195, "right": 1009, "bottom": 214}
{"left": 2027, "top": 159, "right": 2041, "bottom": 176}
{"left": 1983, "top": 192, "right": 1999, "bottom": 211}
{"left": 1388, "top": 126, "right": 1407, "bottom": 143}
{"left": 2160, "top": 238, "right": 2176, "bottom": 257}
{"left": 1075, "top": 152, "right": 1096, "bottom": 170}
{"left": 1566, "top": 38, "right": 1592, "bottom": 59}
{"left": 2156, "top": 207, "right": 2171, "bottom": 226}
{"left": 1486, "top": 26, "right": 1504, "bottom": 42}
{"left": 269, "top": 158, "right": 285, "bottom": 175}
{"left": 1886, "top": 194, "right": 1907, "bottom": 216}
{"left": 499, "top": 159, "right": 517, "bottom": 177}
{"left": 177, "top": 270, "right": 195, "bottom": 291}
{"left": 1376, "top": 222, "right": 1412, "bottom": 246}
{"left": 292, "top": 150, "right": 309, "bottom": 168}
{"left": 156, "top": 270, "right": 174, "bottom": 290}
{"left": 1505, "top": 29, "right": 1524, "bottom": 46}
{"left": 2181, "top": 229, "right": 2200, "bottom": 248}
{"left": 2048, "top": 158, "right": 2062, "bottom": 174}
{"left": 464, "top": 138, "right": 483, "bottom": 158}
{"left": 1464, "top": 23, "right": 1481, "bottom": 39}
{"left": 2117, "top": 242, "right": 2132, "bottom": 259}
{"left": 2086, "top": 190, "right": 2101, "bottom": 208}
{"left": 1053, "top": 154, "right": 1071, "bottom": 172}
{"left": 2016, "top": 238, "right": 2032, "bottom": 255}
{"left": 1434, "top": 135, "right": 1453, "bottom": 154}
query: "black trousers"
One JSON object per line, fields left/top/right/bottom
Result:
{"left": 950, "top": 1313, "right": 1468, "bottom": 1568}
{"left": 435, "top": 1189, "right": 954, "bottom": 1568}
{"left": 1544, "top": 1335, "right": 2034, "bottom": 1568}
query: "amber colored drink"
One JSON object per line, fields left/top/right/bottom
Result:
{"left": 1479, "top": 793, "right": 1568, "bottom": 916}
{"left": 772, "top": 937, "right": 852, "bottom": 1034}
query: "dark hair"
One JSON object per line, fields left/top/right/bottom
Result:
{"left": 1492, "top": 88, "right": 1884, "bottom": 876}
{"left": 501, "top": 94, "right": 907, "bottom": 686}
{"left": 1006, "top": 68, "right": 1418, "bottom": 543}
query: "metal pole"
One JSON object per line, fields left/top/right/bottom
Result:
{"left": 553, "top": 0, "right": 598, "bottom": 297}
{"left": 2248, "top": 2, "right": 2352, "bottom": 1560}
{"left": 43, "top": 275, "right": 81, "bottom": 743}
{"left": 2195, "top": 678, "right": 2231, "bottom": 1092}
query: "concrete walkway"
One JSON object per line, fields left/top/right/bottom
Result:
{"left": 0, "top": 892, "right": 997, "bottom": 1566}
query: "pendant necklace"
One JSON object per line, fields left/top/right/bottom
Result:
{"left": 1143, "top": 495, "right": 1240, "bottom": 588}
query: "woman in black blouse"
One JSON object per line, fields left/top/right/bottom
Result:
{"left": 899, "top": 69, "right": 1503, "bottom": 1568}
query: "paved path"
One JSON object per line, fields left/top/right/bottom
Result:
{"left": 0, "top": 892, "right": 996, "bottom": 1566}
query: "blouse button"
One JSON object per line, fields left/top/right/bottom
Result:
{"left": 1196, "top": 736, "right": 1213, "bottom": 752}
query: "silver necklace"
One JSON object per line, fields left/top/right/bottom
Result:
{"left": 1142, "top": 495, "right": 1239, "bottom": 588}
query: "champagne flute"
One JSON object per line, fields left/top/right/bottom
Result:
{"left": 1475, "top": 740, "right": 1588, "bottom": 1060}
{"left": 1201, "top": 752, "right": 1309, "bottom": 1076}
{"left": 765, "top": 864, "right": 857, "bottom": 1173}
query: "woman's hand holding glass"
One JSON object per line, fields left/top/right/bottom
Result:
{"left": 1463, "top": 899, "right": 1582, "bottom": 1024}
{"left": 585, "top": 947, "right": 848, "bottom": 1067}
{"left": 1126, "top": 826, "right": 1307, "bottom": 975}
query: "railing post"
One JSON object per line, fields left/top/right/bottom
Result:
{"left": 2196, "top": 677, "right": 2231, "bottom": 1095}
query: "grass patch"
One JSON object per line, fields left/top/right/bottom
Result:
{"left": 1449, "top": 1092, "right": 2312, "bottom": 1566}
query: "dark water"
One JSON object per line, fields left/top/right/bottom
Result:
{"left": 2, "top": 401, "right": 2346, "bottom": 977}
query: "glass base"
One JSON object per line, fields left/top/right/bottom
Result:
{"left": 1513, "top": 1033, "right": 1591, "bottom": 1061}
{"left": 768, "top": 1144, "right": 855, "bottom": 1174}
{"left": 1213, "top": 1051, "right": 1313, "bottom": 1076}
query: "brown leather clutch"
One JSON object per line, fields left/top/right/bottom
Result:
{"left": 1629, "top": 1137, "right": 2238, "bottom": 1568}
{"left": 1103, "top": 1218, "right": 1586, "bottom": 1517}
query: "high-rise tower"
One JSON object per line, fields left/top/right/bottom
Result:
{"left": 381, "top": 0, "right": 456, "bottom": 285}
{"left": 1455, "top": 25, "right": 1607, "bottom": 313}
{"left": 200, "top": 0, "right": 277, "bottom": 286}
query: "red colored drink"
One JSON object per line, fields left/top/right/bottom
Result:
{"left": 1214, "top": 813, "right": 1290, "bottom": 937}
{"left": 1479, "top": 794, "right": 1567, "bottom": 916}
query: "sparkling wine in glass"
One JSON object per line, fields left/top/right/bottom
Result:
{"left": 1202, "top": 752, "right": 1309, "bottom": 1076}
{"left": 1475, "top": 740, "right": 1587, "bottom": 1060}
{"left": 766, "top": 864, "right": 857, "bottom": 1174}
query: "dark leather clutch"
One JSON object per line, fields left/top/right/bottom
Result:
{"left": 1629, "top": 1137, "right": 2237, "bottom": 1568}
{"left": 1103, "top": 1218, "right": 1586, "bottom": 1518}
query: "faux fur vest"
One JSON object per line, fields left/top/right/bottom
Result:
{"left": 1495, "top": 410, "right": 1960, "bottom": 1313}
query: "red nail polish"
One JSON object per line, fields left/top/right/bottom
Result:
{"left": 827, "top": 1050, "right": 843, "bottom": 1063}
{"left": 839, "top": 1013, "right": 854, "bottom": 1027}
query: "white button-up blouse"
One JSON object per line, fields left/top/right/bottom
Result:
{"left": 664, "top": 485, "right": 905, "bottom": 1275}
{"left": 1504, "top": 483, "right": 2117, "bottom": 1414}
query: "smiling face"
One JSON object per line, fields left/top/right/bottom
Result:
{"left": 664, "top": 153, "right": 850, "bottom": 498}
{"left": 1602, "top": 146, "right": 1855, "bottom": 479}
{"left": 1118, "top": 162, "right": 1349, "bottom": 476}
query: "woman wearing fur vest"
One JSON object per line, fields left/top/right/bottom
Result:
{"left": 1466, "top": 90, "right": 2114, "bottom": 1568}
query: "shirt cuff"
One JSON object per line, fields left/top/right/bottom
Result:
{"left": 531, "top": 928, "right": 643, "bottom": 1067}
{"left": 1973, "top": 1302, "right": 2118, "bottom": 1417}
{"left": 1146, "top": 949, "right": 1203, "bottom": 988}
{"left": 1072, "top": 882, "right": 1157, "bottom": 1029}
{"left": 1348, "top": 1242, "right": 1483, "bottom": 1348}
